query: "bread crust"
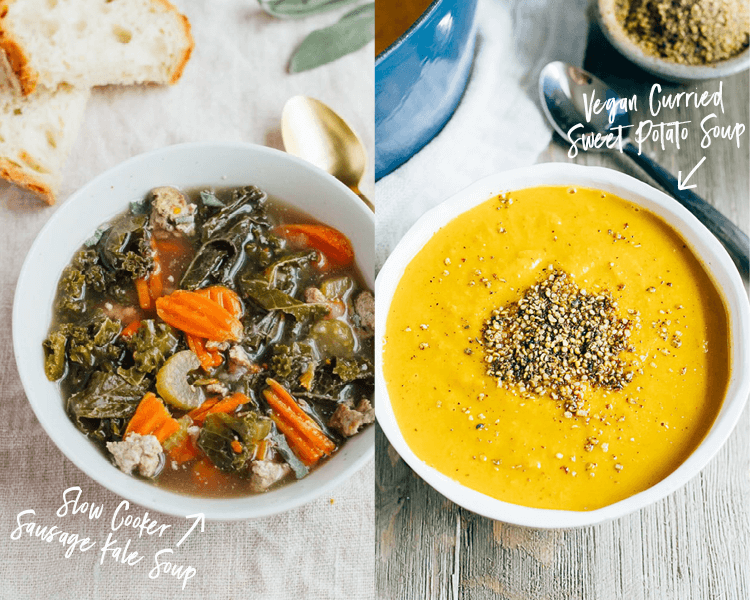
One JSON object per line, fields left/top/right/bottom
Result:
{"left": 0, "top": 0, "right": 193, "bottom": 92}
{"left": 0, "top": 0, "right": 37, "bottom": 96}
{"left": 0, "top": 157, "right": 54, "bottom": 204}
{"left": 154, "top": 0, "right": 194, "bottom": 84}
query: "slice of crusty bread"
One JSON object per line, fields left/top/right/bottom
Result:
{"left": 0, "top": 82, "right": 89, "bottom": 203}
{"left": 0, "top": 0, "right": 193, "bottom": 96}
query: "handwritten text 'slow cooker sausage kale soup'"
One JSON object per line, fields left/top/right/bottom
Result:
{"left": 383, "top": 186, "right": 730, "bottom": 511}
{"left": 44, "top": 186, "right": 374, "bottom": 497}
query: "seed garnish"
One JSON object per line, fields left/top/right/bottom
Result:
{"left": 481, "top": 268, "right": 636, "bottom": 417}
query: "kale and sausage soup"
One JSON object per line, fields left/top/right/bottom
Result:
{"left": 43, "top": 185, "right": 374, "bottom": 497}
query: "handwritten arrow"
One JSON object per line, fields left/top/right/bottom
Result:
{"left": 677, "top": 156, "right": 706, "bottom": 191}
{"left": 176, "top": 513, "right": 205, "bottom": 547}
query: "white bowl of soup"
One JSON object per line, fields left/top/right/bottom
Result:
{"left": 14, "top": 141, "right": 375, "bottom": 520}
{"left": 376, "top": 163, "right": 749, "bottom": 528}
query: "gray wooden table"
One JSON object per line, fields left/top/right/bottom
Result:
{"left": 375, "top": 21, "right": 750, "bottom": 600}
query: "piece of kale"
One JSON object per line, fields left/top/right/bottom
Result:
{"left": 299, "top": 358, "right": 374, "bottom": 410}
{"left": 67, "top": 316, "right": 122, "bottom": 368}
{"left": 239, "top": 279, "right": 328, "bottom": 322}
{"left": 98, "top": 213, "right": 154, "bottom": 280}
{"left": 56, "top": 265, "right": 87, "bottom": 314}
{"left": 200, "top": 185, "right": 268, "bottom": 244}
{"left": 117, "top": 320, "right": 180, "bottom": 385}
{"left": 243, "top": 310, "right": 286, "bottom": 362}
{"left": 269, "top": 342, "right": 316, "bottom": 388}
{"left": 264, "top": 250, "right": 318, "bottom": 296}
{"left": 124, "top": 320, "right": 179, "bottom": 374}
{"left": 182, "top": 185, "right": 290, "bottom": 290}
{"left": 332, "top": 356, "right": 374, "bottom": 383}
{"left": 67, "top": 371, "right": 151, "bottom": 441}
{"left": 182, "top": 188, "right": 284, "bottom": 290}
{"left": 44, "top": 313, "right": 123, "bottom": 382}
{"left": 43, "top": 331, "right": 68, "bottom": 381}
{"left": 198, "top": 412, "right": 271, "bottom": 474}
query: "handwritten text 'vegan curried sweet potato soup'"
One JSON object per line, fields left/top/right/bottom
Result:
{"left": 382, "top": 186, "right": 730, "bottom": 511}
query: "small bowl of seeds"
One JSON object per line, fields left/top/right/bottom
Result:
{"left": 597, "top": 0, "right": 749, "bottom": 82}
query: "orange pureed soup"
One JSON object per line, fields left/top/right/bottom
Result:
{"left": 382, "top": 186, "right": 730, "bottom": 511}
{"left": 375, "top": 0, "right": 434, "bottom": 55}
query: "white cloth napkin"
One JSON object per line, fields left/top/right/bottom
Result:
{"left": 376, "top": 0, "right": 589, "bottom": 269}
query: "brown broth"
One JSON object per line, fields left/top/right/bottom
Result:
{"left": 375, "top": 0, "right": 435, "bottom": 55}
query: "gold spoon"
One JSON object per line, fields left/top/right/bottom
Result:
{"left": 281, "top": 96, "right": 374, "bottom": 212}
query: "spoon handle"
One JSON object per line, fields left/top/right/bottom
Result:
{"left": 351, "top": 186, "right": 375, "bottom": 212}
{"left": 623, "top": 142, "right": 749, "bottom": 279}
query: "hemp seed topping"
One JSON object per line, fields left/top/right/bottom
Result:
{"left": 481, "top": 268, "right": 635, "bottom": 414}
{"left": 615, "top": 0, "right": 749, "bottom": 65}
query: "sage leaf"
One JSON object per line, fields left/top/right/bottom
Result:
{"left": 259, "top": 0, "right": 359, "bottom": 19}
{"left": 289, "top": 2, "right": 374, "bottom": 73}
{"left": 339, "top": 2, "right": 373, "bottom": 20}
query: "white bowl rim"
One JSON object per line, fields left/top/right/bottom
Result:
{"left": 596, "top": 0, "right": 750, "bottom": 82}
{"left": 375, "top": 162, "right": 750, "bottom": 528}
{"left": 13, "top": 140, "right": 374, "bottom": 521}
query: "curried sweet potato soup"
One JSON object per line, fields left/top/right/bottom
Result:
{"left": 382, "top": 186, "right": 730, "bottom": 511}
{"left": 375, "top": 0, "right": 434, "bottom": 55}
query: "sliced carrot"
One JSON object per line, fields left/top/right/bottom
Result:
{"left": 195, "top": 285, "right": 243, "bottom": 318}
{"left": 210, "top": 392, "right": 250, "bottom": 414}
{"left": 264, "top": 389, "right": 334, "bottom": 457}
{"left": 135, "top": 238, "right": 165, "bottom": 309}
{"left": 191, "top": 457, "right": 232, "bottom": 487}
{"left": 162, "top": 416, "right": 201, "bottom": 464}
{"left": 274, "top": 224, "right": 354, "bottom": 270}
{"left": 263, "top": 381, "right": 335, "bottom": 468}
{"left": 124, "top": 392, "right": 180, "bottom": 443}
{"left": 154, "top": 238, "right": 192, "bottom": 257}
{"left": 156, "top": 290, "right": 243, "bottom": 342}
{"left": 230, "top": 440, "right": 243, "bottom": 454}
{"left": 148, "top": 250, "right": 164, "bottom": 302}
{"left": 187, "top": 397, "right": 220, "bottom": 425}
{"left": 182, "top": 286, "right": 243, "bottom": 370}
{"left": 186, "top": 335, "right": 223, "bottom": 371}
{"left": 167, "top": 435, "right": 201, "bottom": 464}
{"left": 300, "top": 363, "right": 315, "bottom": 390}
{"left": 187, "top": 393, "right": 249, "bottom": 426}
{"left": 270, "top": 413, "right": 322, "bottom": 466}
{"left": 266, "top": 379, "right": 335, "bottom": 453}
{"left": 255, "top": 439, "right": 268, "bottom": 461}
{"left": 135, "top": 278, "right": 152, "bottom": 310}
{"left": 120, "top": 320, "right": 142, "bottom": 339}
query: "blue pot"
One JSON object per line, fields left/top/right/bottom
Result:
{"left": 375, "top": 0, "right": 479, "bottom": 180}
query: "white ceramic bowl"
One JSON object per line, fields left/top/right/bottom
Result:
{"left": 597, "top": 0, "right": 749, "bottom": 83}
{"left": 375, "top": 163, "right": 750, "bottom": 528}
{"left": 13, "top": 141, "right": 374, "bottom": 521}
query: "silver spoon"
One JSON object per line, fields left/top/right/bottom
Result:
{"left": 539, "top": 61, "right": 748, "bottom": 279}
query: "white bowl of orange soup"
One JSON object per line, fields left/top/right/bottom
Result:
{"left": 376, "top": 163, "right": 749, "bottom": 527}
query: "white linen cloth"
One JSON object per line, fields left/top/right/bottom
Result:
{"left": 376, "top": 0, "right": 589, "bottom": 269}
{"left": 0, "top": 2, "right": 373, "bottom": 598}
